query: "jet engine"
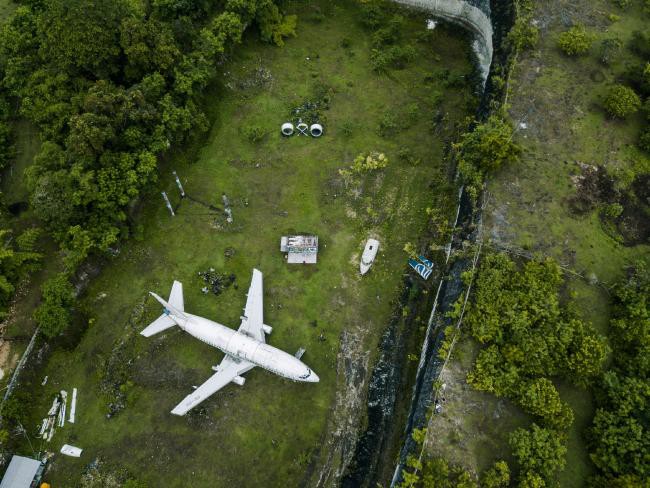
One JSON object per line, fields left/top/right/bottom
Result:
{"left": 262, "top": 324, "right": 273, "bottom": 335}
{"left": 232, "top": 376, "right": 246, "bottom": 386}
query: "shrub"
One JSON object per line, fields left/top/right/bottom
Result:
{"left": 508, "top": 16, "right": 539, "bottom": 50}
{"left": 557, "top": 25, "right": 593, "bottom": 56}
{"left": 603, "top": 84, "right": 641, "bottom": 118}
{"left": 612, "top": 0, "right": 632, "bottom": 9}
{"left": 33, "top": 273, "right": 75, "bottom": 338}
{"left": 602, "top": 202, "right": 624, "bottom": 218}
{"left": 639, "top": 127, "right": 650, "bottom": 152}
{"left": 350, "top": 151, "right": 389, "bottom": 172}
{"left": 244, "top": 125, "right": 266, "bottom": 143}
{"left": 378, "top": 110, "right": 398, "bottom": 137}
{"left": 599, "top": 38, "right": 622, "bottom": 66}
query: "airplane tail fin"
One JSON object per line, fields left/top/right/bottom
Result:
{"left": 141, "top": 281, "right": 184, "bottom": 337}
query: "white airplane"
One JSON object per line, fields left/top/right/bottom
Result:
{"left": 141, "top": 269, "right": 319, "bottom": 416}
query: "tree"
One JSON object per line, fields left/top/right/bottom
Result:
{"left": 0, "top": 229, "right": 42, "bottom": 317}
{"left": 481, "top": 460, "right": 510, "bottom": 488}
{"left": 33, "top": 273, "right": 75, "bottom": 338}
{"left": 603, "top": 85, "right": 642, "bottom": 119}
{"left": 509, "top": 424, "right": 567, "bottom": 483}
{"left": 557, "top": 25, "right": 593, "bottom": 56}
{"left": 36, "top": 0, "right": 127, "bottom": 79}
{"left": 517, "top": 378, "right": 574, "bottom": 430}
{"left": 454, "top": 116, "right": 520, "bottom": 200}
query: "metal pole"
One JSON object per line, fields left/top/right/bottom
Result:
{"left": 173, "top": 171, "right": 186, "bottom": 198}
{"left": 161, "top": 191, "right": 175, "bottom": 216}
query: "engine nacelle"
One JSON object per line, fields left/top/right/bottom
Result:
{"left": 232, "top": 375, "right": 246, "bottom": 386}
{"left": 262, "top": 324, "right": 273, "bottom": 335}
{"left": 211, "top": 365, "right": 221, "bottom": 372}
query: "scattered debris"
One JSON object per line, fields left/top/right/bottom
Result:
{"left": 58, "top": 390, "right": 67, "bottom": 427}
{"left": 41, "top": 376, "right": 48, "bottom": 386}
{"left": 408, "top": 255, "right": 434, "bottom": 280}
{"left": 426, "top": 19, "right": 437, "bottom": 30}
{"left": 161, "top": 191, "right": 175, "bottom": 217}
{"left": 39, "top": 391, "right": 68, "bottom": 441}
{"left": 69, "top": 387, "right": 78, "bottom": 424}
{"left": 222, "top": 194, "right": 233, "bottom": 223}
{"left": 60, "top": 444, "right": 83, "bottom": 457}
{"left": 198, "top": 269, "right": 236, "bottom": 296}
{"left": 224, "top": 247, "right": 236, "bottom": 259}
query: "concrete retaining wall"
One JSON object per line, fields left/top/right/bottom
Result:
{"left": 392, "top": 0, "right": 494, "bottom": 82}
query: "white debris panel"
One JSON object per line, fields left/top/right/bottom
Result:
{"left": 60, "top": 445, "right": 83, "bottom": 457}
{"left": 68, "top": 388, "right": 77, "bottom": 424}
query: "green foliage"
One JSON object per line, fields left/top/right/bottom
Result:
{"left": 0, "top": 0, "right": 292, "bottom": 267}
{"left": 509, "top": 423, "right": 567, "bottom": 484}
{"left": 0, "top": 120, "right": 13, "bottom": 171}
{"left": 517, "top": 378, "right": 574, "bottom": 430}
{"left": 243, "top": 125, "right": 267, "bottom": 143}
{"left": 397, "top": 455, "right": 477, "bottom": 488}
{"left": 557, "top": 25, "right": 593, "bottom": 56}
{"left": 611, "top": 0, "right": 632, "bottom": 9}
{"left": 640, "top": 127, "right": 650, "bottom": 153}
{"left": 602, "top": 202, "right": 624, "bottom": 218}
{"left": 589, "top": 265, "right": 649, "bottom": 485}
{"left": 123, "top": 480, "right": 148, "bottom": 488}
{"left": 454, "top": 116, "right": 520, "bottom": 200}
{"left": 464, "top": 253, "right": 608, "bottom": 485}
{"left": 0, "top": 391, "right": 31, "bottom": 424}
{"left": 599, "top": 38, "right": 623, "bottom": 66}
{"left": 33, "top": 272, "right": 75, "bottom": 338}
{"left": 0, "top": 229, "right": 42, "bottom": 318}
{"left": 508, "top": 16, "right": 539, "bottom": 51}
{"left": 481, "top": 460, "right": 510, "bottom": 488}
{"left": 350, "top": 151, "right": 389, "bottom": 173}
{"left": 603, "top": 84, "right": 642, "bottom": 118}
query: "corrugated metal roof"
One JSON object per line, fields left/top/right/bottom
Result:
{"left": 0, "top": 455, "right": 41, "bottom": 488}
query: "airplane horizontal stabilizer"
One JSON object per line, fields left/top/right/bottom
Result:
{"left": 141, "top": 314, "right": 175, "bottom": 337}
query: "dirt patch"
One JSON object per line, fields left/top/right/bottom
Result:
{"left": 568, "top": 164, "right": 649, "bottom": 246}
{"left": 423, "top": 339, "right": 529, "bottom": 475}
{"left": 306, "top": 327, "right": 371, "bottom": 487}
{"left": 568, "top": 163, "right": 617, "bottom": 215}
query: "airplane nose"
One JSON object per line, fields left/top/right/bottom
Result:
{"left": 309, "top": 372, "right": 319, "bottom": 383}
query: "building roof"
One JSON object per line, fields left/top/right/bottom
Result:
{"left": 0, "top": 455, "right": 41, "bottom": 488}
{"left": 280, "top": 235, "right": 319, "bottom": 264}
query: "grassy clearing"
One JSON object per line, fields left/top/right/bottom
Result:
{"left": 0, "top": 0, "right": 15, "bottom": 24}
{"left": 11, "top": 1, "right": 475, "bottom": 486}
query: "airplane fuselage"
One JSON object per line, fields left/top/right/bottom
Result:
{"left": 171, "top": 312, "right": 317, "bottom": 382}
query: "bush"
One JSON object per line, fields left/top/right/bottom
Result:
{"left": 603, "top": 84, "right": 641, "bottom": 118}
{"left": 378, "top": 110, "right": 399, "bottom": 137}
{"left": 508, "top": 16, "right": 539, "bottom": 51}
{"left": 244, "top": 125, "right": 266, "bottom": 143}
{"left": 599, "top": 38, "right": 622, "bottom": 66}
{"left": 557, "top": 25, "right": 593, "bottom": 56}
{"left": 639, "top": 127, "right": 650, "bottom": 152}
{"left": 33, "top": 273, "right": 75, "bottom": 338}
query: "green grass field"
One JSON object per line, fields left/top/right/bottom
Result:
{"left": 12, "top": 2, "right": 475, "bottom": 485}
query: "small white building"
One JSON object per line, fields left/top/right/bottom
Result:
{"left": 280, "top": 235, "right": 318, "bottom": 264}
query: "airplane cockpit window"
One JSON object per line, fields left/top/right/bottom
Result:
{"left": 299, "top": 368, "right": 311, "bottom": 379}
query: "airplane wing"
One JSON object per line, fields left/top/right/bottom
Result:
{"left": 238, "top": 268, "right": 266, "bottom": 343}
{"left": 171, "top": 355, "right": 255, "bottom": 416}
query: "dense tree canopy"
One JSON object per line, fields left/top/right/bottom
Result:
{"left": 589, "top": 264, "right": 649, "bottom": 486}
{"left": 463, "top": 253, "right": 608, "bottom": 485}
{"left": 0, "top": 0, "right": 296, "bottom": 267}
{"left": 0, "top": 229, "right": 42, "bottom": 318}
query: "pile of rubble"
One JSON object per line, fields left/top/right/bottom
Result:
{"left": 198, "top": 269, "right": 236, "bottom": 295}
